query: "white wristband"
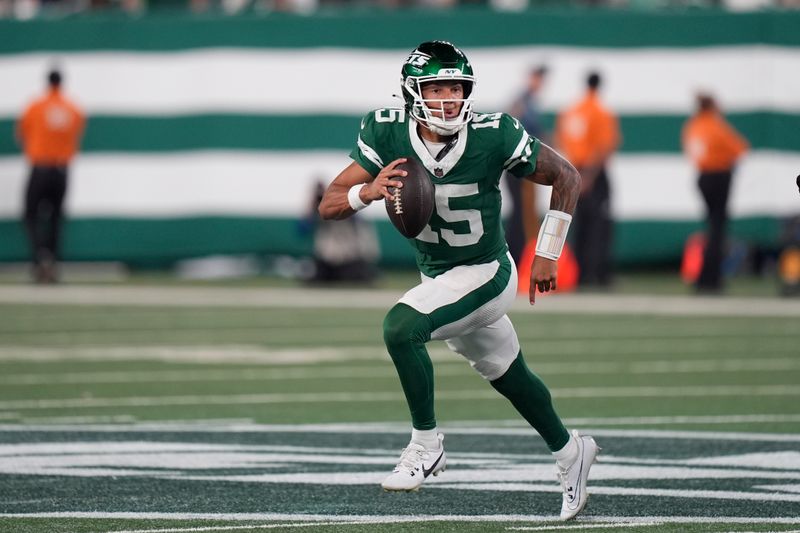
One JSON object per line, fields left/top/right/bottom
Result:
{"left": 347, "top": 184, "right": 370, "bottom": 212}
{"left": 536, "top": 210, "right": 572, "bottom": 261}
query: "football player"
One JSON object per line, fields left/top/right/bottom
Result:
{"left": 318, "top": 40, "right": 598, "bottom": 520}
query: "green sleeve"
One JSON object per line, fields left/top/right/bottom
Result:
{"left": 348, "top": 110, "right": 386, "bottom": 178}
{"left": 501, "top": 113, "right": 540, "bottom": 178}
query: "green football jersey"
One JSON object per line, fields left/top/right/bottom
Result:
{"left": 350, "top": 108, "right": 540, "bottom": 277}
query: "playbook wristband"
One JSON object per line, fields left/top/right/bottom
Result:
{"left": 535, "top": 210, "right": 573, "bottom": 261}
{"left": 347, "top": 184, "right": 370, "bottom": 212}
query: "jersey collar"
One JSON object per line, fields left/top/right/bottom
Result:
{"left": 409, "top": 119, "right": 468, "bottom": 179}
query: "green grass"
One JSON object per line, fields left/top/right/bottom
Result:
{"left": 1, "top": 303, "right": 798, "bottom": 430}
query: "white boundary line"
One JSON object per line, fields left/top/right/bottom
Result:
{"left": 2, "top": 357, "right": 798, "bottom": 385}
{"left": 0, "top": 343, "right": 794, "bottom": 364}
{"left": 8, "top": 413, "right": 800, "bottom": 429}
{"left": 0, "top": 384, "right": 798, "bottom": 411}
{"left": 109, "top": 522, "right": 378, "bottom": 533}
{"left": 4, "top": 512, "right": 800, "bottom": 524}
{"left": 508, "top": 524, "right": 662, "bottom": 531}
{"left": 0, "top": 285, "right": 798, "bottom": 317}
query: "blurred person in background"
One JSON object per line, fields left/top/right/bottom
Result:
{"left": 555, "top": 71, "right": 620, "bottom": 288}
{"left": 318, "top": 40, "right": 598, "bottom": 521}
{"left": 506, "top": 64, "right": 549, "bottom": 268}
{"left": 510, "top": 65, "right": 549, "bottom": 143}
{"left": 298, "top": 180, "right": 380, "bottom": 284}
{"left": 16, "top": 68, "right": 85, "bottom": 284}
{"left": 682, "top": 92, "right": 749, "bottom": 294}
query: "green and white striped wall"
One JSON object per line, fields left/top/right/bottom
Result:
{"left": 1, "top": 10, "right": 798, "bottom": 266}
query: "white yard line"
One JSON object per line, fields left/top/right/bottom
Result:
{"left": 109, "top": 522, "right": 377, "bottom": 533}
{"left": 0, "top": 339, "right": 792, "bottom": 365}
{"left": 717, "top": 531, "right": 800, "bottom": 533}
{"left": 508, "top": 524, "right": 662, "bottom": 531}
{"left": 3, "top": 357, "right": 798, "bottom": 386}
{"left": 562, "top": 414, "right": 800, "bottom": 426}
{"left": 0, "top": 285, "right": 798, "bottom": 317}
{"left": 433, "top": 484, "right": 800, "bottom": 503}
{"left": 0, "top": 345, "right": 388, "bottom": 365}
{"left": 0, "top": 384, "right": 799, "bottom": 411}
{"left": 4, "top": 512, "right": 800, "bottom": 524}
{"left": 0, "top": 367, "right": 403, "bottom": 385}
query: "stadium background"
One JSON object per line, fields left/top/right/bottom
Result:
{"left": 0, "top": 8, "right": 798, "bottom": 270}
{"left": 2, "top": 6, "right": 800, "bottom": 532}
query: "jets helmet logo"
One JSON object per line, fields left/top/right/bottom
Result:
{"left": 406, "top": 52, "right": 431, "bottom": 69}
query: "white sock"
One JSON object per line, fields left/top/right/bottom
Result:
{"left": 411, "top": 427, "right": 440, "bottom": 449}
{"left": 552, "top": 433, "right": 579, "bottom": 469}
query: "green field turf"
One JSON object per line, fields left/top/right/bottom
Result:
{"left": 0, "top": 283, "right": 798, "bottom": 533}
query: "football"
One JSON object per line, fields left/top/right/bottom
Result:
{"left": 385, "top": 157, "right": 435, "bottom": 238}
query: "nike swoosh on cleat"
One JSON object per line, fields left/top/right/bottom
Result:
{"left": 422, "top": 451, "right": 444, "bottom": 478}
{"left": 567, "top": 444, "right": 586, "bottom": 510}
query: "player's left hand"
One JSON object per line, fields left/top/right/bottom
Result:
{"left": 529, "top": 255, "right": 558, "bottom": 305}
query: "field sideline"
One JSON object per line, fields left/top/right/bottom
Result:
{"left": 0, "top": 282, "right": 798, "bottom": 532}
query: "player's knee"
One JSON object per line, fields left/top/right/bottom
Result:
{"left": 472, "top": 354, "right": 516, "bottom": 382}
{"left": 383, "top": 303, "right": 431, "bottom": 354}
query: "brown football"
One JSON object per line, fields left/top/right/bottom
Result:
{"left": 385, "top": 157, "right": 435, "bottom": 238}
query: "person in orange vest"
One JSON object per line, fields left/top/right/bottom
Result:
{"left": 682, "top": 93, "right": 749, "bottom": 293}
{"left": 555, "top": 71, "right": 620, "bottom": 288}
{"left": 16, "top": 68, "right": 85, "bottom": 284}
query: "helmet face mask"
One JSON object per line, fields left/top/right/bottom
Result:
{"left": 401, "top": 41, "right": 475, "bottom": 136}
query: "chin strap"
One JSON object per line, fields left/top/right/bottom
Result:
{"left": 428, "top": 122, "right": 464, "bottom": 136}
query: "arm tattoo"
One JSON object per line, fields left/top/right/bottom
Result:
{"left": 525, "top": 144, "right": 581, "bottom": 214}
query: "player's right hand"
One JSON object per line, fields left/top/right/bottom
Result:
{"left": 365, "top": 158, "right": 406, "bottom": 202}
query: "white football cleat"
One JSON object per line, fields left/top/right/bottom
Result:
{"left": 381, "top": 433, "right": 447, "bottom": 492}
{"left": 557, "top": 430, "right": 599, "bottom": 520}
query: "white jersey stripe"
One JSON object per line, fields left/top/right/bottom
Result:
{"left": 503, "top": 131, "right": 532, "bottom": 169}
{"left": 357, "top": 136, "right": 384, "bottom": 169}
{"left": 505, "top": 143, "right": 533, "bottom": 172}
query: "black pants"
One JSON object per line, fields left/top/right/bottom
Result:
{"left": 23, "top": 165, "right": 68, "bottom": 267}
{"left": 696, "top": 170, "right": 733, "bottom": 290}
{"left": 572, "top": 167, "right": 613, "bottom": 287}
